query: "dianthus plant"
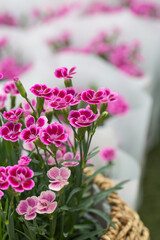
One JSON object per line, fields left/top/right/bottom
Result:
{"left": 0, "top": 67, "right": 124, "bottom": 240}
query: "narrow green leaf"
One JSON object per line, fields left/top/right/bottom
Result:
{"left": 86, "top": 150, "right": 99, "bottom": 160}
{"left": 74, "top": 229, "right": 104, "bottom": 240}
{"left": 92, "top": 180, "right": 128, "bottom": 206}
{"left": 66, "top": 187, "right": 82, "bottom": 204}
{"left": 86, "top": 165, "right": 110, "bottom": 185}
{"left": 15, "top": 229, "right": 31, "bottom": 240}
{"left": 86, "top": 208, "right": 111, "bottom": 225}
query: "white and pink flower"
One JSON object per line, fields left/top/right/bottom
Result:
{"left": 47, "top": 167, "right": 71, "bottom": 191}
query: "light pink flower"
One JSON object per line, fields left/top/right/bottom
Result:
{"left": 3, "top": 107, "right": 23, "bottom": 122}
{"left": 100, "top": 147, "right": 116, "bottom": 163}
{"left": 82, "top": 89, "right": 117, "bottom": 104}
{"left": 18, "top": 156, "right": 31, "bottom": 166}
{"left": 8, "top": 165, "right": 35, "bottom": 192}
{"left": 54, "top": 66, "right": 76, "bottom": 79}
{"left": 0, "top": 190, "right": 4, "bottom": 200}
{"left": 40, "top": 122, "right": 68, "bottom": 147}
{"left": 47, "top": 167, "right": 71, "bottom": 191}
{"left": 49, "top": 87, "right": 81, "bottom": 110}
{"left": 23, "top": 142, "right": 35, "bottom": 151}
{"left": 37, "top": 190, "right": 57, "bottom": 214}
{"left": 107, "top": 95, "right": 129, "bottom": 115}
{"left": 0, "top": 94, "right": 7, "bottom": 110}
{"left": 30, "top": 84, "right": 53, "bottom": 99}
{"left": 3, "top": 80, "right": 19, "bottom": 96}
{"left": 16, "top": 196, "right": 38, "bottom": 220}
{"left": 22, "top": 99, "right": 36, "bottom": 117}
{"left": 62, "top": 152, "right": 80, "bottom": 167}
{"left": 0, "top": 166, "right": 10, "bottom": 190}
{"left": 0, "top": 122, "right": 22, "bottom": 142}
{"left": 68, "top": 109, "right": 99, "bottom": 128}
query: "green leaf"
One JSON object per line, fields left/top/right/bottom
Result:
{"left": 86, "top": 208, "right": 111, "bottom": 226}
{"left": 74, "top": 224, "right": 94, "bottom": 230}
{"left": 73, "top": 228, "right": 104, "bottom": 240}
{"left": 92, "top": 180, "right": 128, "bottom": 206}
{"left": 8, "top": 213, "right": 15, "bottom": 240}
{"left": 36, "top": 97, "right": 44, "bottom": 116}
{"left": 15, "top": 229, "right": 31, "bottom": 240}
{"left": 66, "top": 187, "right": 82, "bottom": 204}
{"left": 85, "top": 165, "right": 110, "bottom": 185}
{"left": 33, "top": 172, "right": 43, "bottom": 177}
{"left": 2, "top": 232, "right": 8, "bottom": 240}
{"left": 86, "top": 150, "right": 99, "bottom": 161}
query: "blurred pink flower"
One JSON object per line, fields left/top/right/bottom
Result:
{"left": 0, "top": 190, "right": 4, "bottom": 200}
{"left": 47, "top": 167, "right": 71, "bottom": 191}
{"left": 16, "top": 196, "right": 38, "bottom": 220}
{"left": 0, "top": 94, "right": 7, "bottom": 110}
{"left": 0, "top": 57, "right": 31, "bottom": 80}
{"left": 68, "top": 109, "right": 99, "bottom": 128}
{"left": 18, "top": 156, "right": 31, "bottom": 166}
{"left": 40, "top": 122, "right": 68, "bottom": 147}
{"left": 8, "top": 165, "right": 34, "bottom": 192}
{"left": 100, "top": 147, "right": 116, "bottom": 162}
{"left": 0, "top": 37, "right": 8, "bottom": 49}
{"left": 62, "top": 152, "right": 80, "bottom": 167}
{"left": 3, "top": 107, "right": 23, "bottom": 122}
{"left": 0, "top": 13, "right": 18, "bottom": 26}
{"left": 107, "top": 95, "right": 129, "bottom": 115}
{"left": 54, "top": 67, "right": 76, "bottom": 79}
{"left": 37, "top": 190, "right": 57, "bottom": 214}
{"left": 3, "top": 80, "right": 19, "bottom": 95}
{"left": 0, "top": 122, "right": 22, "bottom": 142}
{"left": 22, "top": 99, "right": 36, "bottom": 117}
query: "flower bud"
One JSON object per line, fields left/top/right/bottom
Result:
{"left": 14, "top": 79, "right": 27, "bottom": 99}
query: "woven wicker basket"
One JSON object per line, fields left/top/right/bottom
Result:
{"left": 84, "top": 168, "right": 150, "bottom": 240}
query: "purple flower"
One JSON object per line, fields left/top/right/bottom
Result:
{"left": 0, "top": 94, "right": 7, "bottom": 110}
{"left": 82, "top": 88, "right": 117, "bottom": 104}
{"left": 3, "top": 80, "right": 19, "bottom": 96}
{"left": 0, "top": 166, "right": 10, "bottom": 190}
{"left": 54, "top": 66, "right": 76, "bottom": 79}
{"left": 16, "top": 196, "right": 38, "bottom": 220}
{"left": 0, "top": 122, "right": 22, "bottom": 142}
{"left": 37, "top": 190, "right": 57, "bottom": 214}
{"left": 8, "top": 165, "right": 35, "bottom": 192}
{"left": 20, "top": 115, "right": 47, "bottom": 143}
{"left": 3, "top": 107, "right": 23, "bottom": 122}
{"left": 47, "top": 167, "right": 71, "bottom": 191}
{"left": 49, "top": 87, "right": 81, "bottom": 109}
{"left": 40, "top": 122, "right": 68, "bottom": 147}
{"left": 68, "top": 109, "right": 99, "bottom": 128}
{"left": 30, "top": 84, "right": 53, "bottom": 99}
{"left": 18, "top": 156, "right": 31, "bottom": 166}
{"left": 100, "top": 147, "right": 116, "bottom": 163}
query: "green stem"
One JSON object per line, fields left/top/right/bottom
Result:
{"left": 26, "top": 98, "right": 38, "bottom": 119}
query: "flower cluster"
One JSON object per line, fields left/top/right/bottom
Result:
{"left": 0, "top": 66, "right": 123, "bottom": 240}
